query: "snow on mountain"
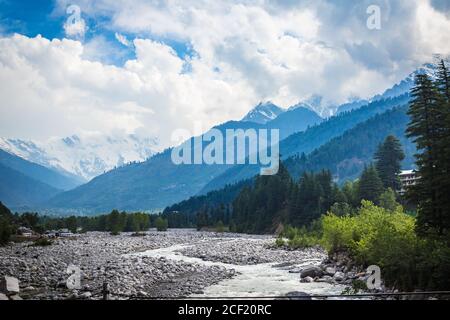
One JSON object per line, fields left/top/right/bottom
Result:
{"left": 308, "top": 56, "right": 449, "bottom": 116}
{"left": 372, "top": 60, "right": 441, "bottom": 102}
{"left": 0, "top": 133, "right": 160, "bottom": 181}
{"left": 289, "top": 95, "right": 338, "bottom": 118}
{"left": 241, "top": 101, "right": 285, "bottom": 124}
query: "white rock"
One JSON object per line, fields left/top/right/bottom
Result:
{"left": 0, "top": 293, "right": 8, "bottom": 300}
{"left": 0, "top": 276, "right": 20, "bottom": 295}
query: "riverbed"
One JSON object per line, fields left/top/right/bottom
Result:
{"left": 0, "top": 230, "right": 345, "bottom": 299}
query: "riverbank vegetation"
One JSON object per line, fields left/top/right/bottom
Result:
{"left": 0, "top": 205, "right": 167, "bottom": 240}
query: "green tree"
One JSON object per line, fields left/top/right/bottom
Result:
{"left": 215, "top": 220, "right": 225, "bottom": 233}
{"left": 155, "top": 216, "right": 168, "bottom": 231}
{"left": 197, "top": 207, "right": 211, "bottom": 231}
{"left": 108, "top": 210, "right": 122, "bottom": 235}
{"left": 0, "top": 202, "right": 13, "bottom": 245}
{"left": 66, "top": 216, "right": 78, "bottom": 234}
{"left": 406, "top": 73, "right": 445, "bottom": 236}
{"left": 379, "top": 188, "right": 399, "bottom": 211}
{"left": 374, "top": 135, "right": 405, "bottom": 191}
{"left": 435, "top": 60, "right": 450, "bottom": 236}
{"left": 20, "top": 212, "right": 39, "bottom": 230}
{"left": 357, "top": 165, "right": 384, "bottom": 204}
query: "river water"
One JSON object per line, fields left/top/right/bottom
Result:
{"left": 134, "top": 238, "right": 346, "bottom": 298}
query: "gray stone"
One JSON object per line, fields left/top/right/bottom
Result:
{"left": 0, "top": 293, "right": 8, "bottom": 300}
{"left": 23, "top": 286, "right": 35, "bottom": 292}
{"left": 300, "top": 265, "right": 322, "bottom": 278}
{"left": 80, "top": 292, "right": 92, "bottom": 299}
{"left": 301, "top": 276, "right": 314, "bottom": 283}
{"left": 0, "top": 276, "right": 20, "bottom": 295}
{"left": 315, "top": 275, "right": 333, "bottom": 283}
{"left": 333, "top": 271, "right": 345, "bottom": 282}
{"left": 325, "top": 267, "right": 336, "bottom": 276}
{"left": 9, "top": 294, "right": 23, "bottom": 300}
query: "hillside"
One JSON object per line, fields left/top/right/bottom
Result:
{"left": 201, "top": 94, "right": 411, "bottom": 193}
{"left": 44, "top": 104, "right": 322, "bottom": 213}
{"left": 284, "top": 105, "right": 415, "bottom": 182}
{"left": 163, "top": 105, "right": 414, "bottom": 217}
{"left": 0, "top": 163, "right": 61, "bottom": 208}
{"left": 0, "top": 149, "right": 82, "bottom": 190}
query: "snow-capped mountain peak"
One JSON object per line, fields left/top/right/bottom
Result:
{"left": 241, "top": 101, "right": 285, "bottom": 124}
{"left": 0, "top": 133, "right": 161, "bottom": 181}
{"left": 289, "top": 95, "right": 336, "bottom": 118}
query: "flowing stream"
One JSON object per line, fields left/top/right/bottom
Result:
{"left": 133, "top": 239, "right": 346, "bottom": 298}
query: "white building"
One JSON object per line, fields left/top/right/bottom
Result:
{"left": 398, "top": 170, "right": 419, "bottom": 196}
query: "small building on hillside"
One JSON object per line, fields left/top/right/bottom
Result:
{"left": 398, "top": 170, "right": 419, "bottom": 196}
{"left": 17, "top": 227, "right": 33, "bottom": 237}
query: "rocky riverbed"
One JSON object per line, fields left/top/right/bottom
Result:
{"left": 0, "top": 230, "right": 350, "bottom": 300}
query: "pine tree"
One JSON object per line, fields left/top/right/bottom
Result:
{"left": 374, "top": 135, "right": 405, "bottom": 191}
{"left": 435, "top": 59, "right": 450, "bottom": 235}
{"left": 357, "top": 164, "right": 384, "bottom": 204}
{"left": 406, "top": 73, "right": 444, "bottom": 236}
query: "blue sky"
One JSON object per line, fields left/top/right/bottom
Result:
{"left": 0, "top": 0, "right": 195, "bottom": 65}
{"left": 0, "top": 0, "right": 449, "bottom": 146}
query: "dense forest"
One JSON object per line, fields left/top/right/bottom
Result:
{"left": 162, "top": 179, "right": 252, "bottom": 228}
{"left": 284, "top": 105, "right": 414, "bottom": 182}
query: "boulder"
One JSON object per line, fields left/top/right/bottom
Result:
{"left": 325, "top": 267, "right": 336, "bottom": 276}
{"left": 315, "top": 275, "right": 333, "bottom": 283}
{"left": 333, "top": 271, "right": 345, "bottom": 282}
{"left": 0, "top": 293, "right": 8, "bottom": 301}
{"left": 80, "top": 291, "right": 92, "bottom": 299}
{"left": 300, "top": 265, "right": 322, "bottom": 279}
{"left": 300, "top": 276, "right": 314, "bottom": 283}
{"left": 0, "top": 276, "right": 20, "bottom": 295}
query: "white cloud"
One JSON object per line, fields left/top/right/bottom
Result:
{"left": 0, "top": 34, "right": 255, "bottom": 147}
{"left": 115, "top": 32, "right": 131, "bottom": 47}
{"left": 2, "top": 0, "right": 450, "bottom": 146}
{"left": 64, "top": 18, "right": 86, "bottom": 38}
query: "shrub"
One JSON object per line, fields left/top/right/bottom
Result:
{"left": 32, "top": 238, "right": 53, "bottom": 246}
{"left": 322, "top": 200, "right": 450, "bottom": 290}
{"left": 215, "top": 221, "right": 225, "bottom": 233}
{"left": 155, "top": 217, "right": 168, "bottom": 232}
{"left": 281, "top": 225, "right": 319, "bottom": 249}
{"left": 275, "top": 236, "right": 285, "bottom": 247}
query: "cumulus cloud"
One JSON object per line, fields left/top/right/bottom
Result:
{"left": 1, "top": 0, "right": 450, "bottom": 146}
{"left": 0, "top": 34, "right": 255, "bottom": 147}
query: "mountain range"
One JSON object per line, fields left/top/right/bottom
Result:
{"left": 0, "top": 133, "right": 160, "bottom": 181}
{"left": 0, "top": 59, "right": 445, "bottom": 213}
{"left": 43, "top": 106, "right": 323, "bottom": 213}
{"left": 0, "top": 149, "right": 82, "bottom": 208}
